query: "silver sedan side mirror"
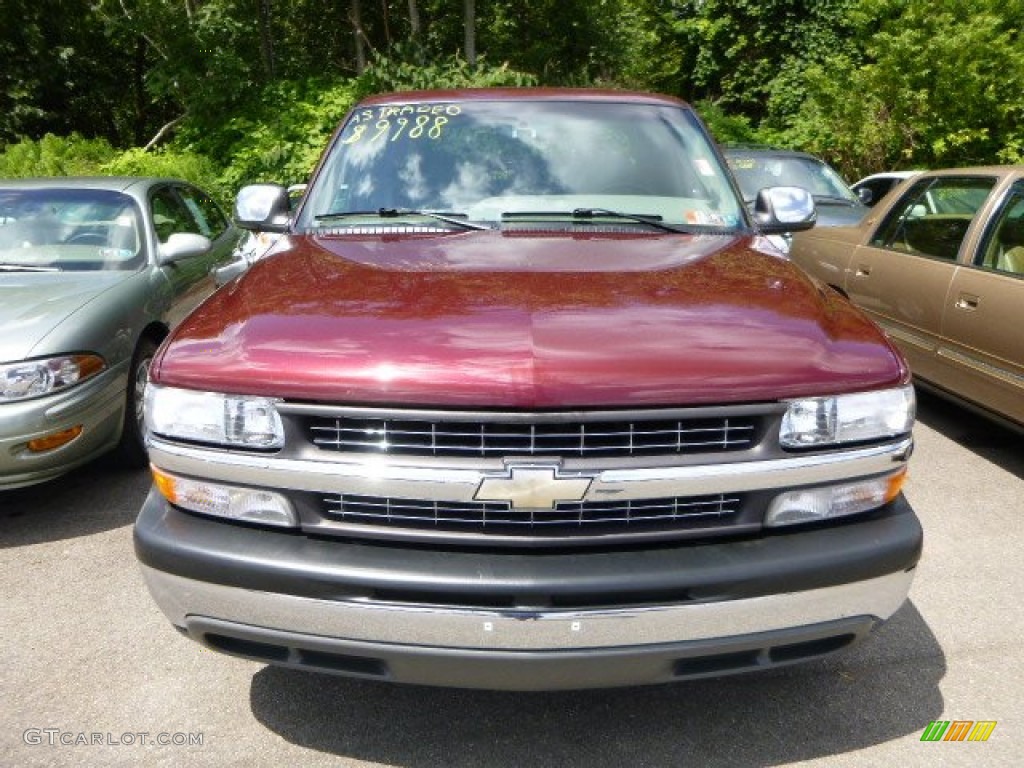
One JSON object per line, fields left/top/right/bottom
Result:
{"left": 157, "top": 233, "right": 212, "bottom": 265}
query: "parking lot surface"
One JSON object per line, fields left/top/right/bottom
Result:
{"left": 1, "top": 391, "right": 1020, "bottom": 767}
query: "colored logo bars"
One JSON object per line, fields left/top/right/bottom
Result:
{"left": 920, "top": 721, "right": 997, "bottom": 742}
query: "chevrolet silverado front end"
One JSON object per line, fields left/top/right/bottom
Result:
{"left": 135, "top": 89, "right": 921, "bottom": 690}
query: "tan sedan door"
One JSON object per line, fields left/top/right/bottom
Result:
{"left": 842, "top": 175, "right": 997, "bottom": 385}
{"left": 939, "top": 179, "right": 1024, "bottom": 424}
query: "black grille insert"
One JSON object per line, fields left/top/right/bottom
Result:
{"left": 310, "top": 414, "right": 759, "bottom": 458}
{"left": 322, "top": 492, "right": 742, "bottom": 536}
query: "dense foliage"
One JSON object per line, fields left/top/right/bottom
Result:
{"left": 2, "top": 0, "right": 1022, "bottom": 196}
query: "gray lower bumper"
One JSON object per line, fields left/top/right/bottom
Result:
{"left": 142, "top": 566, "right": 908, "bottom": 690}
{"left": 136, "top": 488, "right": 921, "bottom": 690}
{"left": 143, "top": 565, "right": 913, "bottom": 652}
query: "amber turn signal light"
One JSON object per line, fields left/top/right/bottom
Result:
{"left": 27, "top": 425, "right": 83, "bottom": 453}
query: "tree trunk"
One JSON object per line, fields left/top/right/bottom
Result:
{"left": 381, "top": 0, "right": 391, "bottom": 48}
{"left": 143, "top": 113, "right": 187, "bottom": 151}
{"left": 133, "top": 37, "right": 148, "bottom": 146}
{"left": 464, "top": 0, "right": 475, "bottom": 65}
{"left": 351, "top": 0, "right": 367, "bottom": 73}
{"left": 408, "top": 0, "right": 421, "bottom": 41}
{"left": 258, "top": 0, "right": 276, "bottom": 79}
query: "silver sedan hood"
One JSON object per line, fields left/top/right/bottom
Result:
{"left": 0, "top": 272, "right": 132, "bottom": 360}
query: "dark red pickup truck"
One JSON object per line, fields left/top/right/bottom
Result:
{"left": 134, "top": 89, "right": 921, "bottom": 690}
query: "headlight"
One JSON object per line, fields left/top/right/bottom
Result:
{"left": 145, "top": 384, "right": 284, "bottom": 450}
{"left": 1, "top": 355, "right": 105, "bottom": 401}
{"left": 780, "top": 385, "right": 914, "bottom": 448}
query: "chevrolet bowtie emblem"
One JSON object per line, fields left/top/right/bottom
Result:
{"left": 474, "top": 465, "right": 593, "bottom": 511}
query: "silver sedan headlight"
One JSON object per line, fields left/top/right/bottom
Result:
{"left": 1, "top": 355, "right": 106, "bottom": 401}
{"left": 145, "top": 384, "right": 285, "bottom": 450}
{"left": 780, "top": 385, "right": 915, "bottom": 448}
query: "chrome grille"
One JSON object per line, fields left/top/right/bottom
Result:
{"left": 309, "top": 415, "right": 759, "bottom": 458}
{"left": 322, "top": 493, "right": 742, "bottom": 535}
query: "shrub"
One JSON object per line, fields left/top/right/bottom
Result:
{"left": 353, "top": 49, "right": 537, "bottom": 100}
{"left": 102, "top": 148, "right": 225, "bottom": 201}
{"left": 177, "top": 77, "right": 358, "bottom": 194}
{"left": 0, "top": 133, "right": 116, "bottom": 177}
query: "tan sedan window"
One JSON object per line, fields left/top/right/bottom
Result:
{"left": 979, "top": 184, "right": 1024, "bottom": 276}
{"left": 871, "top": 176, "right": 995, "bottom": 261}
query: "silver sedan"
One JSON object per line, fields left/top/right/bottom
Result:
{"left": 0, "top": 177, "right": 240, "bottom": 489}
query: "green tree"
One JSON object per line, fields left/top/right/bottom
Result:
{"left": 0, "top": 0, "right": 141, "bottom": 146}
{"left": 783, "top": 0, "right": 1024, "bottom": 176}
{"left": 480, "top": 0, "right": 626, "bottom": 83}
{"left": 94, "top": 0, "right": 268, "bottom": 143}
{"left": 6, "top": 0, "right": 1022, "bottom": 185}
{"left": 622, "top": 0, "right": 857, "bottom": 123}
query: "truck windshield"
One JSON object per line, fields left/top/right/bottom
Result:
{"left": 299, "top": 100, "right": 744, "bottom": 232}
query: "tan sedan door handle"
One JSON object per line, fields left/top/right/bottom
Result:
{"left": 955, "top": 293, "right": 980, "bottom": 311}
{"left": 854, "top": 264, "right": 871, "bottom": 277}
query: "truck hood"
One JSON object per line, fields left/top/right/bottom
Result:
{"left": 154, "top": 230, "right": 906, "bottom": 407}
{"left": 0, "top": 271, "right": 131, "bottom": 360}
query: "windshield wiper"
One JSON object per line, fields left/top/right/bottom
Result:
{"left": 0, "top": 262, "right": 61, "bottom": 272}
{"left": 501, "top": 208, "right": 694, "bottom": 234}
{"left": 313, "top": 208, "right": 490, "bottom": 231}
{"left": 812, "top": 195, "right": 859, "bottom": 206}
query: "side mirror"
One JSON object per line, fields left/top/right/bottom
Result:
{"left": 158, "top": 232, "right": 211, "bottom": 265}
{"left": 856, "top": 187, "right": 874, "bottom": 205}
{"left": 753, "top": 186, "right": 817, "bottom": 234}
{"left": 235, "top": 184, "right": 291, "bottom": 233}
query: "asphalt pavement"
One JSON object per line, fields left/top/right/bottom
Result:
{"left": 1, "top": 390, "right": 1021, "bottom": 767}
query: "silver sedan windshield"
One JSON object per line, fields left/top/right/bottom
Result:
{"left": 0, "top": 189, "right": 143, "bottom": 271}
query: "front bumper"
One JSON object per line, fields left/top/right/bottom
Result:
{"left": 135, "top": 490, "right": 922, "bottom": 689}
{"left": 0, "top": 366, "right": 125, "bottom": 490}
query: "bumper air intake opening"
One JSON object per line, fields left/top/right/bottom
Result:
{"left": 673, "top": 649, "right": 762, "bottom": 677}
{"left": 768, "top": 633, "right": 857, "bottom": 663}
{"left": 672, "top": 630, "right": 861, "bottom": 679}
{"left": 204, "top": 633, "right": 291, "bottom": 663}
{"left": 201, "top": 631, "right": 389, "bottom": 678}
{"left": 296, "top": 649, "right": 388, "bottom": 678}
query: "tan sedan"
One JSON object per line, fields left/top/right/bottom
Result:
{"left": 790, "top": 166, "right": 1024, "bottom": 429}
